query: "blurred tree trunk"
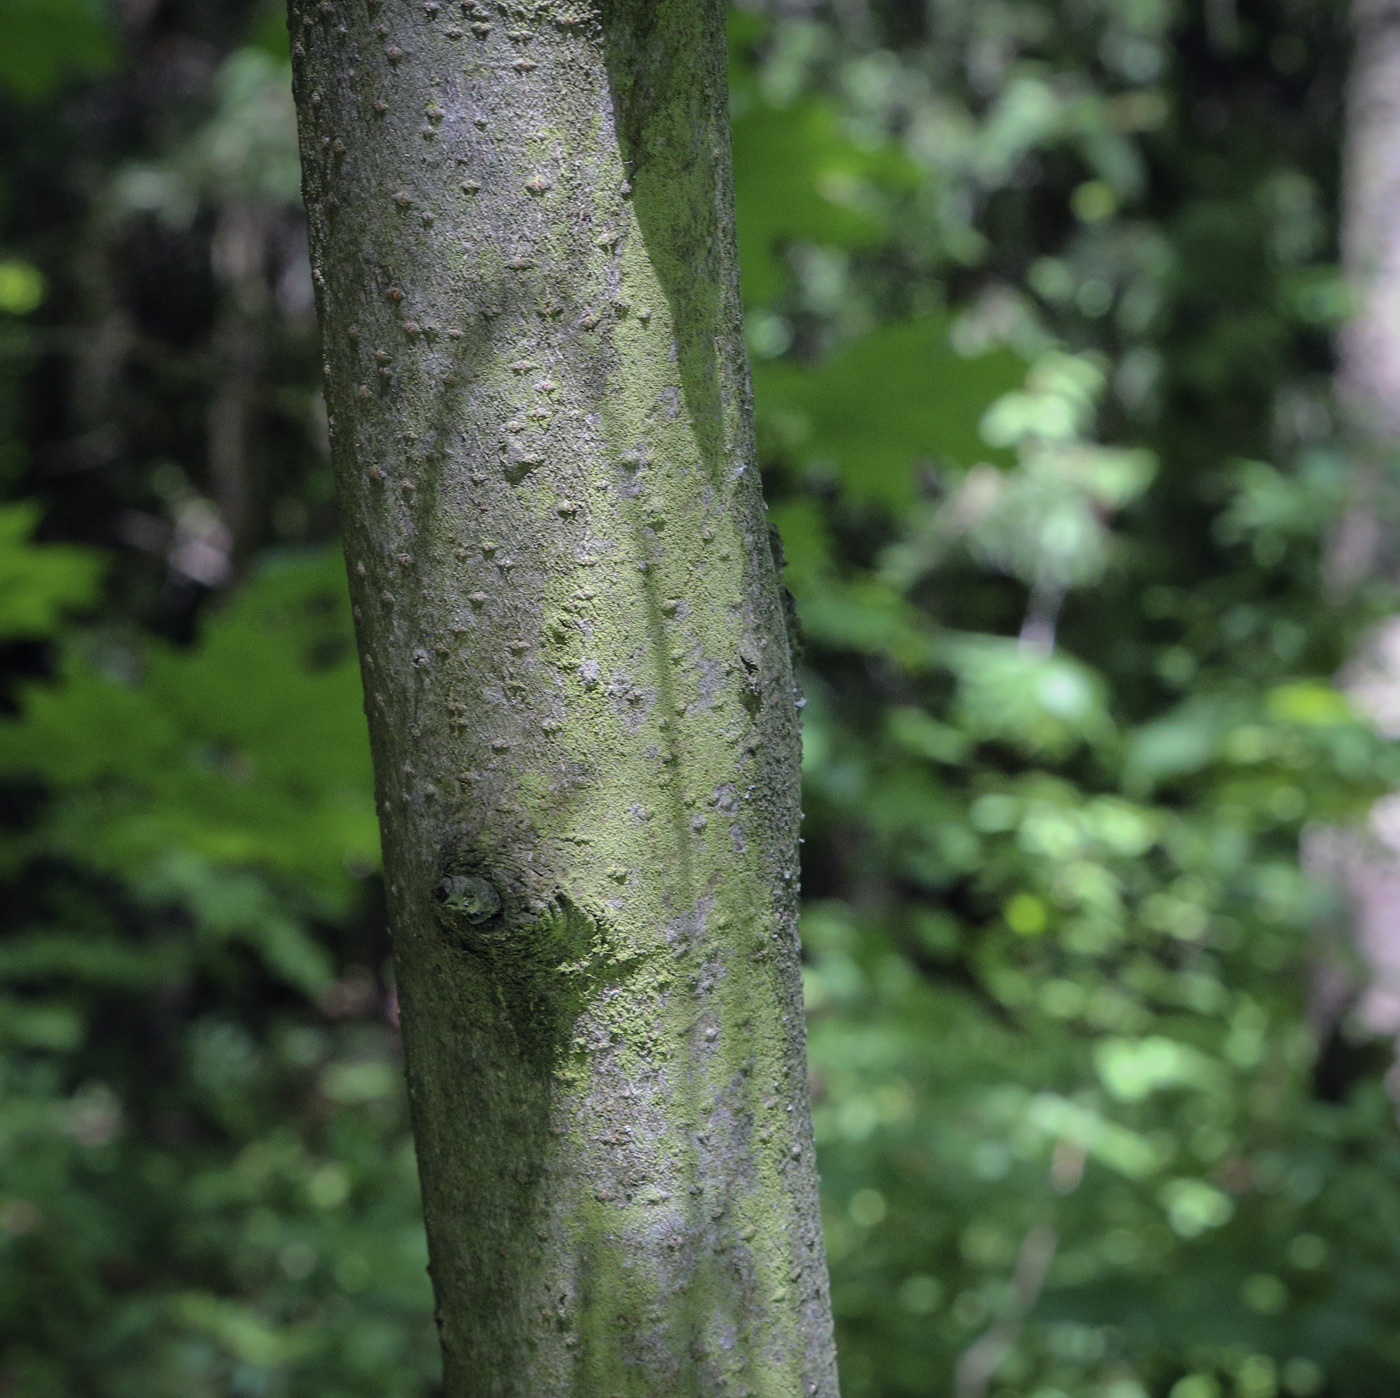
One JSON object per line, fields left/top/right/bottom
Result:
{"left": 207, "top": 200, "right": 268, "bottom": 570}
{"left": 1336, "top": 0, "right": 1400, "bottom": 586}
{"left": 1314, "top": 0, "right": 1400, "bottom": 1056}
{"left": 286, "top": 4, "right": 838, "bottom": 1395}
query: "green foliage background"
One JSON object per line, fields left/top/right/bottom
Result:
{"left": 2, "top": 2, "right": 1397, "bottom": 1395}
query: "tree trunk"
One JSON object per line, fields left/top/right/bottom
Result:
{"left": 1309, "top": 0, "right": 1400, "bottom": 1066}
{"left": 286, "top": 4, "right": 839, "bottom": 1395}
{"left": 1335, "top": 0, "right": 1400, "bottom": 587}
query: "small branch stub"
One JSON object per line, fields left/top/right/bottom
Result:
{"left": 437, "top": 874, "right": 502, "bottom": 924}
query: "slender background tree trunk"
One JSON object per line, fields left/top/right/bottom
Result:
{"left": 1336, "top": 0, "right": 1400, "bottom": 585}
{"left": 287, "top": 3, "right": 839, "bottom": 1394}
{"left": 1312, "top": 0, "right": 1400, "bottom": 1069}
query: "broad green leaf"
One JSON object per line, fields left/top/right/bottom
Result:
{"left": 0, "top": 502, "right": 102, "bottom": 639}
{"left": 732, "top": 95, "right": 914, "bottom": 304}
{"left": 754, "top": 320, "right": 1024, "bottom": 509}
{"left": 0, "top": 548, "right": 376, "bottom": 900}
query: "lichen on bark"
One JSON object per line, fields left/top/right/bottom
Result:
{"left": 287, "top": 2, "right": 839, "bottom": 1394}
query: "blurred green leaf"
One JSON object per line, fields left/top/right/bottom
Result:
{"left": 0, "top": 549, "right": 376, "bottom": 901}
{"left": 946, "top": 636, "right": 1112, "bottom": 756}
{"left": 733, "top": 96, "right": 915, "bottom": 305}
{"left": 755, "top": 321, "right": 1024, "bottom": 508}
{"left": 0, "top": 504, "right": 102, "bottom": 640}
{"left": 0, "top": 0, "right": 114, "bottom": 102}
{"left": 0, "top": 260, "right": 45, "bottom": 315}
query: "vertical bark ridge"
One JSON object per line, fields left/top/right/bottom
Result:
{"left": 287, "top": 2, "right": 839, "bottom": 1394}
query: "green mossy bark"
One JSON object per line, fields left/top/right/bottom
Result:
{"left": 288, "top": 3, "right": 839, "bottom": 1393}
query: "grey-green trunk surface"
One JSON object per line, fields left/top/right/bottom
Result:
{"left": 287, "top": 2, "right": 839, "bottom": 1393}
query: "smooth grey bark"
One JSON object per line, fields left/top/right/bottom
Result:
{"left": 1309, "top": 0, "right": 1400, "bottom": 1058}
{"left": 286, "top": 3, "right": 839, "bottom": 1395}
{"left": 1335, "top": 0, "right": 1400, "bottom": 585}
